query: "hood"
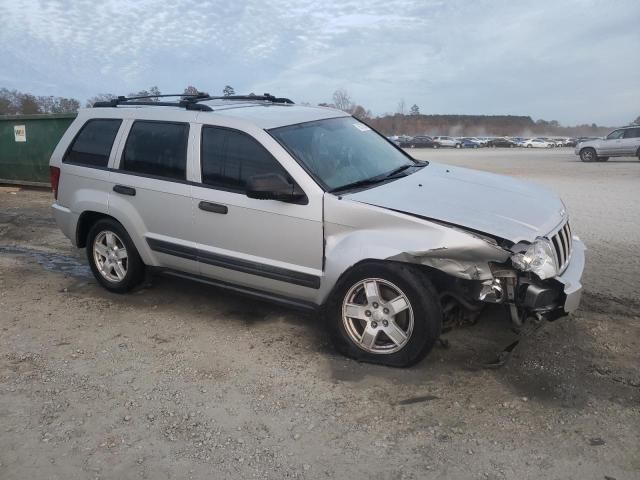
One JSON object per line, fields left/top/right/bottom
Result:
{"left": 345, "top": 162, "right": 566, "bottom": 243}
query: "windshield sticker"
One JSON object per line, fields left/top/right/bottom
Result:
{"left": 353, "top": 123, "right": 371, "bottom": 132}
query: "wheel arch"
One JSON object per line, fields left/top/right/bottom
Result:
{"left": 75, "top": 210, "right": 155, "bottom": 265}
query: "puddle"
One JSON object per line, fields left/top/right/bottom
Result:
{"left": 0, "top": 245, "right": 91, "bottom": 278}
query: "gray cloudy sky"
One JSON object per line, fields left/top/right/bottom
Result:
{"left": 1, "top": 0, "right": 638, "bottom": 125}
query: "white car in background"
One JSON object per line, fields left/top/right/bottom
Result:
{"left": 523, "top": 138, "right": 553, "bottom": 148}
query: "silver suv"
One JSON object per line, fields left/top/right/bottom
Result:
{"left": 49, "top": 93, "right": 585, "bottom": 367}
{"left": 575, "top": 126, "right": 640, "bottom": 162}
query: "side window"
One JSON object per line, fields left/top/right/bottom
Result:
{"left": 606, "top": 130, "right": 623, "bottom": 140}
{"left": 623, "top": 128, "right": 640, "bottom": 139}
{"left": 64, "top": 119, "right": 122, "bottom": 167}
{"left": 201, "top": 127, "right": 288, "bottom": 193}
{"left": 121, "top": 121, "right": 189, "bottom": 180}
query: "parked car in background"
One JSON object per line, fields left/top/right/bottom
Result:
{"left": 487, "top": 137, "right": 516, "bottom": 148}
{"left": 465, "top": 136, "right": 487, "bottom": 146}
{"left": 460, "top": 138, "right": 480, "bottom": 148}
{"left": 563, "top": 138, "right": 577, "bottom": 147}
{"left": 397, "top": 135, "right": 439, "bottom": 148}
{"left": 522, "top": 138, "right": 553, "bottom": 148}
{"left": 575, "top": 126, "right": 640, "bottom": 162}
{"left": 433, "top": 136, "right": 462, "bottom": 148}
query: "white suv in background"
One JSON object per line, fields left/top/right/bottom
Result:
{"left": 48, "top": 93, "right": 585, "bottom": 367}
{"left": 575, "top": 126, "right": 640, "bottom": 162}
{"left": 432, "top": 136, "right": 462, "bottom": 148}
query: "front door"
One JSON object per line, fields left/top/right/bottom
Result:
{"left": 600, "top": 129, "right": 624, "bottom": 156}
{"left": 191, "top": 125, "right": 323, "bottom": 303}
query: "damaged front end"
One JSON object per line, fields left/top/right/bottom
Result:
{"left": 395, "top": 220, "right": 586, "bottom": 332}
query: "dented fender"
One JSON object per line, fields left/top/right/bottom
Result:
{"left": 317, "top": 194, "right": 510, "bottom": 304}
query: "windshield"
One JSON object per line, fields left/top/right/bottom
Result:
{"left": 269, "top": 117, "right": 417, "bottom": 191}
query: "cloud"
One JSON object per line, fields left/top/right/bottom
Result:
{"left": 0, "top": 0, "right": 638, "bottom": 124}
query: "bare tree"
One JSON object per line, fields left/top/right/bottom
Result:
{"left": 128, "top": 86, "right": 162, "bottom": 101}
{"left": 333, "top": 89, "right": 354, "bottom": 112}
{"left": 85, "top": 93, "right": 116, "bottom": 108}
{"left": 223, "top": 85, "right": 235, "bottom": 96}
{"left": 183, "top": 85, "right": 200, "bottom": 96}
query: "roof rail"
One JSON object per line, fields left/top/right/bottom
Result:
{"left": 93, "top": 92, "right": 294, "bottom": 111}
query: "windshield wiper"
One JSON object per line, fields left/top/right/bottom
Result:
{"left": 383, "top": 163, "right": 416, "bottom": 178}
{"left": 330, "top": 163, "right": 423, "bottom": 193}
{"left": 330, "top": 175, "right": 391, "bottom": 193}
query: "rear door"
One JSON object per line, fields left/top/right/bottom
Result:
{"left": 110, "top": 119, "right": 199, "bottom": 274}
{"left": 190, "top": 124, "right": 324, "bottom": 303}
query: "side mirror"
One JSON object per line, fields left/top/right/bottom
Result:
{"left": 246, "top": 173, "right": 307, "bottom": 204}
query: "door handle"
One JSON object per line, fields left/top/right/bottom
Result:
{"left": 113, "top": 185, "right": 136, "bottom": 196}
{"left": 198, "top": 201, "right": 228, "bottom": 214}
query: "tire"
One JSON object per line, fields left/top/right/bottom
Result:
{"left": 86, "top": 218, "right": 145, "bottom": 293}
{"left": 580, "top": 148, "right": 597, "bottom": 162}
{"left": 410, "top": 144, "right": 415, "bottom": 148}
{"left": 527, "top": 144, "right": 532, "bottom": 148}
{"left": 325, "top": 262, "right": 442, "bottom": 367}
{"left": 433, "top": 144, "right": 439, "bottom": 149}
{"left": 455, "top": 143, "right": 461, "bottom": 149}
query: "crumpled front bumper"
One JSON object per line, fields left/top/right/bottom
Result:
{"left": 555, "top": 237, "right": 586, "bottom": 313}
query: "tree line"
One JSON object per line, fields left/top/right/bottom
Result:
{"left": 1, "top": 85, "right": 633, "bottom": 136}
{"left": 0, "top": 85, "right": 237, "bottom": 115}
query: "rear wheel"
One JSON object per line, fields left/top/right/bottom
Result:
{"left": 326, "top": 262, "right": 442, "bottom": 367}
{"left": 580, "top": 148, "right": 597, "bottom": 162}
{"left": 86, "top": 218, "right": 145, "bottom": 293}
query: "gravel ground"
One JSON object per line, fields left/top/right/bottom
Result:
{"left": 1, "top": 148, "right": 639, "bottom": 480}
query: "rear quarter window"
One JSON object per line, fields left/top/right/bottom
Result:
{"left": 63, "top": 119, "right": 122, "bottom": 167}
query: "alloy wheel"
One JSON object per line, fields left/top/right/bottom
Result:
{"left": 93, "top": 230, "right": 128, "bottom": 282}
{"left": 342, "top": 278, "right": 414, "bottom": 354}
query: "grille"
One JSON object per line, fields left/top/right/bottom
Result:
{"left": 547, "top": 221, "right": 572, "bottom": 273}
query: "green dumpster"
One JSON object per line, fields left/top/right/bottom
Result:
{"left": 0, "top": 113, "right": 76, "bottom": 186}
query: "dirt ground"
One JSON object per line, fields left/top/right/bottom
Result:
{"left": 1, "top": 149, "right": 639, "bottom": 480}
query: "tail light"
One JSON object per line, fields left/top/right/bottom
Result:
{"left": 50, "top": 166, "right": 61, "bottom": 200}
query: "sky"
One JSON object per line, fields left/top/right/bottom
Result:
{"left": 1, "top": 0, "right": 638, "bottom": 126}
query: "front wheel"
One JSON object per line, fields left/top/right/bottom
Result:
{"left": 86, "top": 218, "right": 145, "bottom": 293}
{"left": 326, "top": 262, "right": 442, "bottom": 367}
{"left": 580, "top": 148, "right": 597, "bottom": 162}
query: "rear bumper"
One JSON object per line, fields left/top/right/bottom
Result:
{"left": 51, "top": 203, "right": 78, "bottom": 246}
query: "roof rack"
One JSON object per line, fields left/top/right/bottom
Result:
{"left": 93, "top": 92, "right": 294, "bottom": 111}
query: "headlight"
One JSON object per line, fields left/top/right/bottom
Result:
{"left": 511, "top": 239, "right": 557, "bottom": 280}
